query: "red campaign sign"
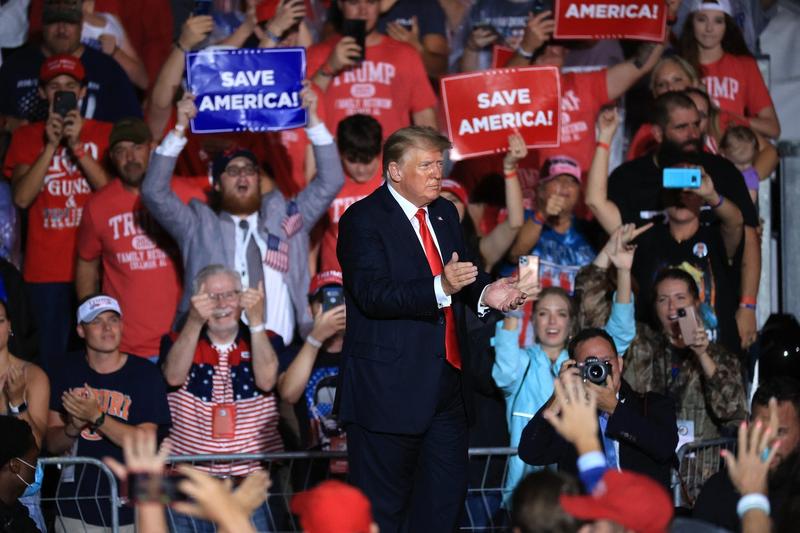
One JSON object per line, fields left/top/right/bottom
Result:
{"left": 554, "top": 0, "right": 666, "bottom": 42}
{"left": 491, "top": 45, "right": 515, "bottom": 69}
{"left": 440, "top": 67, "right": 561, "bottom": 161}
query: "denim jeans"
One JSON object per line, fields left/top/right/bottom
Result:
{"left": 166, "top": 500, "right": 274, "bottom": 533}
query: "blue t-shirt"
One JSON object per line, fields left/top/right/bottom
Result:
{"left": 49, "top": 352, "right": 171, "bottom": 526}
{"left": 0, "top": 45, "right": 142, "bottom": 123}
{"left": 499, "top": 212, "right": 595, "bottom": 293}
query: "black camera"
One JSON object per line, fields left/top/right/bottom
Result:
{"left": 578, "top": 356, "right": 613, "bottom": 385}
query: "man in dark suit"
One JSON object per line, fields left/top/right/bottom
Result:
{"left": 336, "top": 126, "right": 528, "bottom": 533}
{"left": 518, "top": 328, "right": 678, "bottom": 490}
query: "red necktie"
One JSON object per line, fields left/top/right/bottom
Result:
{"left": 415, "top": 208, "right": 461, "bottom": 370}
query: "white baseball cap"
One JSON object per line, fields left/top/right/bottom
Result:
{"left": 77, "top": 295, "right": 122, "bottom": 324}
{"left": 691, "top": 0, "right": 733, "bottom": 16}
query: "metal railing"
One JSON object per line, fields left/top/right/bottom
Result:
{"left": 671, "top": 437, "right": 737, "bottom": 508}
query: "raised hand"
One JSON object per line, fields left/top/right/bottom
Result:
{"left": 300, "top": 82, "right": 320, "bottom": 126}
{"left": 45, "top": 112, "right": 65, "bottom": 147}
{"left": 310, "top": 305, "right": 347, "bottom": 343}
{"left": 605, "top": 222, "right": 652, "bottom": 271}
{"left": 543, "top": 372, "right": 600, "bottom": 452}
{"left": 466, "top": 27, "right": 498, "bottom": 51}
{"left": 188, "top": 282, "right": 216, "bottom": 325}
{"left": 267, "top": 0, "right": 306, "bottom": 38}
{"left": 99, "top": 34, "right": 118, "bottom": 56}
{"left": 596, "top": 107, "right": 620, "bottom": 142}
{"left": 519, "top": 11, "right": 555, "bottom": 54}
{"left": 172, "top": 466, "right": 257, "bottom": 533}
{"left": 328, "top": 36, "right": 362, "bottom": 72}
{"left": 721, "top": 417, "right": 779, "bottom": 496}
{"left": 179, "top": 13, "right": 214, "bottom": 50}
{"left": 240, "top": 280, "right": 266, "bottom": 325}
{"left": 176, "top": 93, "right": 198, "bottom": 130}
{"left": 503, "top": 131, "right": 528, "bottom": 169}
{"left": 386, "top": 17, "right": 422, "bottom": 51}
{"left": 103, "top": 427, "right": 171, "bottom": 482}
{"left": 441, "top": 252, "right": 478, "bottom": 296}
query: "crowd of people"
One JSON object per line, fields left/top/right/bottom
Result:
{"left": 0, "top": 0, "right": 797, "bottom": 532}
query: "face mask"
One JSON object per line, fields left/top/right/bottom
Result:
{"left": 14, "top": 457, "right": 43, "bottom": 497}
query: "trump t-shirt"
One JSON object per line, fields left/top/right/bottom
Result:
{"left": 77, "top": 177, "right": 208, "bottom": 357}
{"left": 3, "top": 119, "right": 113, "bottom": 283}
{"left": 700, "top": 53, "right": 773, "bottom": 120}
{"left": 308, "top": 35, "right": 437, "bottom": 138}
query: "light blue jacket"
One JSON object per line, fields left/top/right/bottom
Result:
{"left": 491, "top": 294, "right": 636, "bottom": 506}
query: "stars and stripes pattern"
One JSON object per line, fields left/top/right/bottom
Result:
{"left": 166, "top": 338, "right": 282, "bottom": 476}
{"left": 281, "top": 200, "right": 303, "bottom": 237}
{"left": 264, "top": 233, "right": 289, "bottom": 273}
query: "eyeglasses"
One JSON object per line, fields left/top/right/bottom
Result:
{"left": 207, "top": 290, "right": 241, "bottom": 302}
{"left": 224, "top": 165, "right": 257, "bottom": 177}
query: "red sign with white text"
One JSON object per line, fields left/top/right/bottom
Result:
{"left": 554, "top": 0, "right": 666, "bottom": 42}
{"left": 440, "top": 67, "right": 561, "bottom": 161}
{"left": 492, "top": 45, "right": 515, "bottom": 69}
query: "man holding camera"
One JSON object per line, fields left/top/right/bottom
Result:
{"left": 3, "top": 54, "right": 111, "bottom": 369}
{"left": 518, "top": 328, "right": 678, "bottom": 490}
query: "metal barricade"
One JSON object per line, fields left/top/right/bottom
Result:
{"left": 36, "top": 448, "right": 518, "bottom": 533}
{"left": 38, "top": 456, "right": 121, "bottom": 533}
{"left": 672, "top": 437, "right": 736, "bottom": 508}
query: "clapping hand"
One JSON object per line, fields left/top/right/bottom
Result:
{"left": 62, "top": 384, "right": 102, "bottom": 425}
{"left": 482, "top": 276, "right": 528, "bottom": 312}
{"left": 442, "top": 252, "right": 478, "bottom": 296}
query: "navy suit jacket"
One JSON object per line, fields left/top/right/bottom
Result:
{"left": 518, "top": 380, "right": 678, "bottom": 490}
{"left": 336, "top": 183, "right": 492, "bottom": 434}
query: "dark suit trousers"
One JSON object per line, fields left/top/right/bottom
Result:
{"left": 346, "top": 364, "right": 469, "bottom": 533}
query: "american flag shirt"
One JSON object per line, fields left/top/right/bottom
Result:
{"left": 165, "top": 328, "right": 283, "bottom": 476}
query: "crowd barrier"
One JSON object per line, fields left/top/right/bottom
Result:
{"left": 671, "top": 437, "right": 737, "bottom": 508}
{"left": 36, "top": 440, "right": 735, "bottom": 532}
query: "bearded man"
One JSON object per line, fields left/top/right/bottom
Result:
{"left": 142, "top": 88, "right": 344, "bottom": 343}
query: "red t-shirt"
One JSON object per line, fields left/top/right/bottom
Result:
{"left": 536, "top": 69, "right": 610, "bottom": 173}
{"left": 319, "top": 168, "right": 383, "bottom": 272}
{"left": 4, "top": 120, "right": 113, "bottom": 283}
{"left": 701, "top": 53, "right": 774, "bottom": 120}
{"left": 308, "top": 35, "right": 438, "bottom": 138}
{"left": 76, "top": 177, "right": 208, "bottom": 357}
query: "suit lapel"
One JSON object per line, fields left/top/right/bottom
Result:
{"left": 428, "top": 199, "right": 457, "bottom": 264}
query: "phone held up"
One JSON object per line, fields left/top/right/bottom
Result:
{"left": 321, "top": 286, "right": 345, "bottom": 312}
{"left": 663, "top": 167, "right": 701, "bottom": 189}
{"left": 126, "top": 473, "right": 189, "bottom": 505}
{"left": 518, "top": 255, "right": 539, "bottom": 284}
{"left": 192, "top": 0, "right": 212, "bottom": 16}
{"left": 53, "top": 91, "right": 78, "bottom": 117}
{"left": 341, "top": 18, "right": 367, "bottom": 62}
{"left": 676, "top": 306, "right": 697, "bottom": 346}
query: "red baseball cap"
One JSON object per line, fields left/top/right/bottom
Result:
{"left": 290, "top": 480, "right": 373, "bottom": 533}
{"left": 440, "top": 179, "right": 468, "bottom": 206}
{"left": 559, "top": 470, "right": 673, "bottom": 533}
{"left": 40, "top": 54, "right": 85, "bottom": 83}
{"left": 308, "top": 270, "right": 343, "bottom": 297}
{"left": 256, "top": 0, "right": 311, "bottom": 23}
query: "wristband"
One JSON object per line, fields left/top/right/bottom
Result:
{"left": 503, "top": 169, "right": 519, "bottom": 180}
{"left": 740, "top": 303, "right": 756, "bottom": 310}
{"left": 742, "top": 166, "right": 760, "bottom": 191}
{"left": 90, "top": 412, "right": 106, "bottom": 432}
{"left": 265, "top": 27, "right": 281, "bottom": 44}
{"left": 736, "top": 493, "right": 770, "bottom": 519}
{"left": 516, "top": 46, "right": 534, "bottom": 59}
{"left": 7, "top": 401, "right": 27, "bottom": 415}
{"left": 531, "top": 210, "right": 546, "bottom": 226}
{"left": 740, "top": 296, "right": 757, "bottom": 306}
{"left": 174, "top": 40, "right": 188, "bottom": 53}
{"left": 71, "top": 144, "right": 86, "bottom": 159}
{"left": 306, "top": 334, "right": 323, "bottom": 349}
{"left": 596, "top": 141, "right": 610, "bottom": 151}
{"left": 709, "top": 195, "right": 724, "bottom": 209}
{"left": 249, "top": 323, "right": 267, "bottom": 333}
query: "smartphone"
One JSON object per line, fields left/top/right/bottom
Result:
{"left": 518, "top": 255, "right": 539, "bottom": 284}
{"left": 663, "top": 168, "right": 701, "bottom": 189}
{"left": 53, "top": 91, "right": 77, "bottom": 117}
{"left": 531, "top": 0, "right": 553, "bottom": 14}
{"left": 321, "top": 286, "right": 345, "bottom": 312}
{"left": 192, "top": 0, "right": 212, "bottom": 16}
{"left": 677, "top": 307, "right": 697, "bottom": 346}
{"left": 127, "top": 473, "right": 188, "bottom": 505}
{"left": 341, "top": 19, "right": 366, "bottom": 62}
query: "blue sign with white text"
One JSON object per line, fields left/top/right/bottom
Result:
{"left": 186, "top": 47, "right": 307, "bottom": 134}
